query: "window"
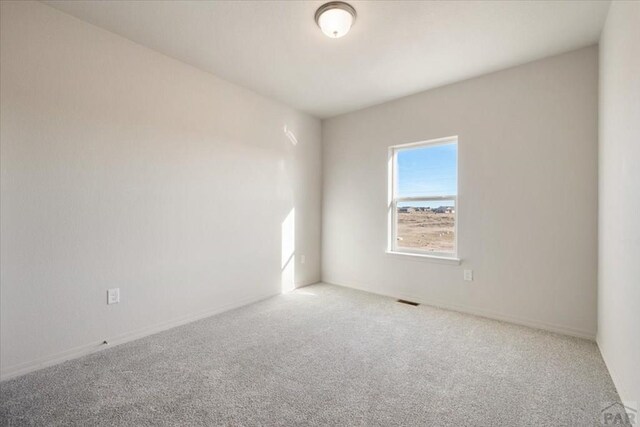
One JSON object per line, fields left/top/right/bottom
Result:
{"left": 388, "top": 136, "right": 458, "bottom": 259}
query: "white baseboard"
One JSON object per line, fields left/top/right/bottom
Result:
{"left": 2, "top": 279, "right": 594, "bottom": 381}
{"left": 596, "top": 335, "right": 635, "bottom": 404}
{"left": 0, "top": 290, "right": 277, "bottom": 382}
{"left": 323, "top": 279, "right": 596, "bottom": 341}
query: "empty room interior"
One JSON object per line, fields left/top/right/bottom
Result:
{"left": 1, "top": 0, "right": 639, "bottom": 425}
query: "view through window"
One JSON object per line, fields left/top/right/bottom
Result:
{"left": 389, "top": 137, "right": 458, "bottom": 257}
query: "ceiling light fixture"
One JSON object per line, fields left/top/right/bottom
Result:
{"left": 315, "top": 2, "right": 356, "bottom": 39}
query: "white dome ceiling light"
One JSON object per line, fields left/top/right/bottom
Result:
{"left": 315, "top": 2, "right": 356, "bottom": 39}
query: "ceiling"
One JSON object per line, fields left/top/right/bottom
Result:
{"left": 44, "top": 1, "right": 611, "bottom": 118}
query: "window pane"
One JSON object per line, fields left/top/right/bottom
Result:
{"left": 397, "top": 143, "right": 457, "bottom": 198}
{"left": 396, "top": 200, "right": 455, "bottom": 253}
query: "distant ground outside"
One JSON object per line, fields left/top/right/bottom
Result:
{"left": 397, "top": 210, "right": 455, "bottom": 253}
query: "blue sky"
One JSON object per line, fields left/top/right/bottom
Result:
{"left": 397, "top": 143, "right": 457, "bottom": 208}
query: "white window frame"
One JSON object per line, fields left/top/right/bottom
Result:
{"left": 387, "top": 136, "right": 459, "bottom": 261}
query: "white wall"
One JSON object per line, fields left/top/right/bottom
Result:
{"left": 598, "top": 0, "right": 640, "bottom": 404}
{"left": 322, "top": 47, "right": 599, "bottom": 339}
{"left": 0, "top": 1, "right": 321, "bottom": 379}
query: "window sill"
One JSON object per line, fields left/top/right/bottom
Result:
{"left": 385, "top": 250, "right": 462, "bottom": 265}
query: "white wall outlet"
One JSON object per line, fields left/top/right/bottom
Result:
{"left": 107, "top": 288, "right": 120, "bottom": 305}
{"left": 300, "top": 255, "right": 306, "bottom": 264}
{"left": 464, "top": 270, "right": 473, "bottom": 281}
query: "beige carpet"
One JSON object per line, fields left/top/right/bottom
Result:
{"left": 0, "top": 284, "right": 621, "bottom": 426}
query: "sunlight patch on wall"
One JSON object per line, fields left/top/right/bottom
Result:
{"left": 281, "top": 208, "right": 295, "bottom": 293}
{"left": 284, "top": 125, "right": 298, "bottom": 146}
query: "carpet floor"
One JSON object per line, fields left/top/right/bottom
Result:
{"left": 0, "top": 284, "right": 620, "bottom": 426}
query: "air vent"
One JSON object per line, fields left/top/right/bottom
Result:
{"left": 397, "top": 299, "right": 419, "bottom": 306}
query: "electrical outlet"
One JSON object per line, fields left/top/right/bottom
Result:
{"left": 107, "top": 288, "right": 120, "bottom": 305}
{"left": 464, "top": 270, "right": 473, "bottom": 281}
{"left": 300, "top": 255, "right": 306, "bottom": 264}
